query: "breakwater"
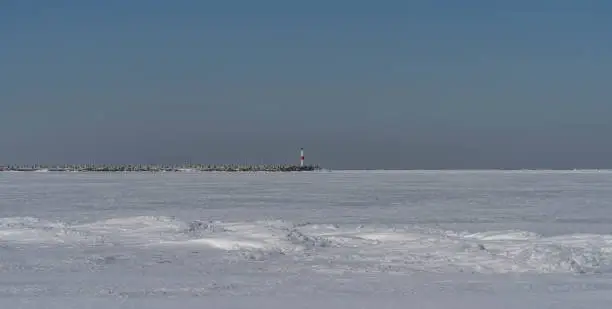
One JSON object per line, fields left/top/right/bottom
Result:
{"left": 0, "top": 164, "right": 320, "bottom": 172}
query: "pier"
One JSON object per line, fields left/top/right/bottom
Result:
{"left": 0, "top": 149, "right": 321, "bottom": 172}
{"left": 0, "top": 164, "right": 320, "bottom": 172}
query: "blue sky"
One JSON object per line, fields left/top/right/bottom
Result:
{"left": 1, "top": 0, "right": 611, "bottom": 169}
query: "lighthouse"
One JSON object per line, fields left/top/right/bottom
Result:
{"left": 300, "top": 148, "right": 304, "bottom": 167}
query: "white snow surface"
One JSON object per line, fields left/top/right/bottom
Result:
{"left": 2, "top": 170, "right": 612, "bottom": 308}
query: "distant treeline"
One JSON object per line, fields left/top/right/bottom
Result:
{"left": 0, "top": 164, "right": 320, "bottom": 172}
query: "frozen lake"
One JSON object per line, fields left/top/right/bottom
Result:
{"left": 2, "top": 170, "right": 612, "bottom": 308}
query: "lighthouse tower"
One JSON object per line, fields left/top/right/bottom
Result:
{"left": 300, "top": 148, "right": 304, "bottom": 167}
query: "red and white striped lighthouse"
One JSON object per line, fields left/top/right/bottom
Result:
{"left": 300, "top": 148, "right": 304, "bottom": 167}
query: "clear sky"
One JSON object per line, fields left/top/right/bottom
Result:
{"left": 1, "top": 0, "right": 611, "bottom": 169}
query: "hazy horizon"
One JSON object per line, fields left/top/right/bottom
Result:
{"left": 2, "top": 1, "right": 612, "bottom": 170}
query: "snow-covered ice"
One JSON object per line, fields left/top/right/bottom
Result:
{"left": 2, "top": 170, "right": 612, "bottom": 308}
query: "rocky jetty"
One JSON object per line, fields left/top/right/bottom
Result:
{"left": 0, "top": 164, "right": 321, "bottom": 172}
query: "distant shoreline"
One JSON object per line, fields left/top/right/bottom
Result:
{"left": 0, "top": 164, "right": 321, "bottom": 172}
